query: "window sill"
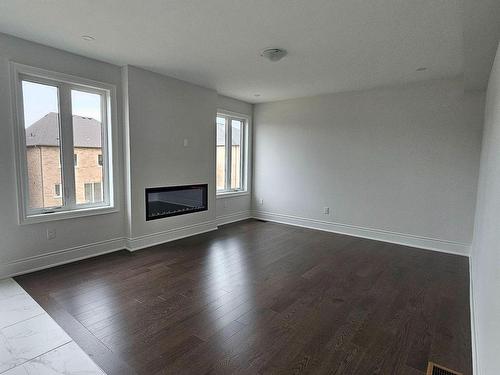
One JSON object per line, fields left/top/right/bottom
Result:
{"left": 216, "top": 191, "right": 250, "bottom": 199}
{"left": 21, "top": 205, "right": 118, "bottom": 225}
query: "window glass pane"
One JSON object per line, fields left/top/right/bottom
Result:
{"left": 231, "top": 119, "right": 243, "bottom": 190}
{"left": 54, "top": 184, "right": 61, "bottom": 197}
{"left": 71, "top": 90, "right": 104, "bottom": 205}
{"left": 84, "top": 183, "right": 92, "bottom": 203}
{"left": 93, "top": 182, "right": 103, "bottom": 203}
{"left": 22, "top": 80, "right": 63, "bottom": 210}
{"left": 216, "top": 116, "right": 226, "bottom": 190}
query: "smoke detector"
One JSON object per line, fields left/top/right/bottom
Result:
{"left": 260, "top": 48, "right": 287, "bottom": 62}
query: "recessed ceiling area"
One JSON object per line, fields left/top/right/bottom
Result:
{"left": 0, "top": 0, "right": 492, "bottom": 102}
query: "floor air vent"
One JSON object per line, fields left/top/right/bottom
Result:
{"left": 426, "top": 362, "right": 462, "bottom": 375}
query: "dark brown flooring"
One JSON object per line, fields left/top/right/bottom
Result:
{"left": 16, "top": 219, "right": 472, "bottom": 375}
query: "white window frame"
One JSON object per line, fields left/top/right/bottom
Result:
{"left": 10, "top": 63, "right": 118, "bottom": 224}
{"left": 216, "top": 111, "right": 249, "bottom": 196}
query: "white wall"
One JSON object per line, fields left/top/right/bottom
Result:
{"left": 253, "top": 78, "right": 484, "bottom": 254}
{"left": 471, "top": 43, "right": 500, "bottom": 375}
{"left": 0, "top": 33, "right": 254, "bottom": 277}
{"left": 215, "top": 95, "right": 253, "bottom": 225}
{"left": 0, "top": 33, "right": 126, "bottom": 278}
{"left": 123, "top": 66, "right": 219, "bottom": 249}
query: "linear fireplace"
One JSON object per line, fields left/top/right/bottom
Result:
{"left": 145, "top": 184, "right": 208, "bottom": 221}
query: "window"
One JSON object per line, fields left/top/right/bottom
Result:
{"left": 54, "top": 184, "right": 61, "bottom": 198}
{"left": 12, "top": 64, "right": 115, "bottom": 222}
{"left": 216, "top": 113, "right": 247, "bottom": 194}
{"left": 84, "top": 182, "right": 103, "bottom": 203}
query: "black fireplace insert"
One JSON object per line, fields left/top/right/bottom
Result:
{"left": 145, "top": 184, "right": 208, "bottom": 221}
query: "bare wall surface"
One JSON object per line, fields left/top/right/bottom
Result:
{"left": 123, "top": 66, "right": 218, "bottom": 242}
{"left": 471, "top": 43, "right": 500, "bottom": 375}
{"left": 253, "top": 79, "right": 484, "bottom": 253}
{"left": 0, "top": 33, "right": 254, "bottom": 277}
{"left": 0, "top": 33, "right": 126, "bottom": 277}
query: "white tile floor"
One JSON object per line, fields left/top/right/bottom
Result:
{"left": 0, "top": 278, "right": 105, "bottom": 375}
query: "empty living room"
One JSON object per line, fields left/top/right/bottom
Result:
{"left": 1, "top": 1, "right": 500, "bottom": 374}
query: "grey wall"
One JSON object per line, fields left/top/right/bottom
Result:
{"left": 253, "top": 78, "right": 484, "bottom": 253}
{"left": 0, "top": 34, "right": 252, "bottom": 277}
{"left": 471, "top": 43, "right": 500, "bottom": 375}
{"left": 123, "top": 66, "right": 218, "bottom": 244}
{"left": 215, "top": 95, "right": 253, "bottom": 222}
{"left": 0, "top": 33, "right": 254, "bottom": 277}
{"left": 0, "top": 33, "right": 126, "bottom": 277}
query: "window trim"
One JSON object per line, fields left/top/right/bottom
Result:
{"left": 216, "top": 110, "right": 249, "bottom": 196}
{"left": 10, "top": 62, "right": 118, "bottom": 225}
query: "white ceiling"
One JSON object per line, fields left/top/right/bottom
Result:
{"left": 0, "top": 0, "right": 494, "bottom": 103}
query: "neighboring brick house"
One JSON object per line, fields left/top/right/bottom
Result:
{"left": 25, "top": 112, "right": 103, "bottom": 209}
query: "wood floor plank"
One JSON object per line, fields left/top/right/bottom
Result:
{"left": 16, "top": 219, "right": 472, "bottom": 375}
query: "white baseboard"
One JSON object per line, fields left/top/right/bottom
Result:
{"left": 0, "top": 220, "right": 218, "bottom": 279}
{"left": 252, "top": 210, "right": 470, "bottom": 256}
{"left": 216, "top": 210, "right": 252, "bottom": 226}
{"left": 469, "top": 255, "right": 480, "bottom": 375}
{"left": 0, "top": 237, "right": 126, "bottom": 279}
{"left": 126, "top": 220, "right": 218, "bottom": 252}
{"left": 1, "top": 211, "right": 471, "bottom": 281}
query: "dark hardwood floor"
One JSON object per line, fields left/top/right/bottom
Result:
{"left": 16, "top": 219, "right": 472, "bottom": 375}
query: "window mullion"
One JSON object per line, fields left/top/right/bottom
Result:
{"left": 225, "top": 117, "right": 232, "bottom": 191}
{"left": 59, "top": 84, "right": 76, "bottom": 209}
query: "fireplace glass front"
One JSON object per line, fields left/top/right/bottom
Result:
{"left": 145, "top": 184, "right": 208, "bottom": 220}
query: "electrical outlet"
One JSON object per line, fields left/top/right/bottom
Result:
{"left": 46, "top": 228, "right": 56, "bottom": 240}
{"left": 183, "top": 138, "right": 189, "bottom": 147}
{"left": 259, "top": 198, "right": 264, "bottom": 205}
{"left": 323, "top": 207, "right": 330, "bottom": 215}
